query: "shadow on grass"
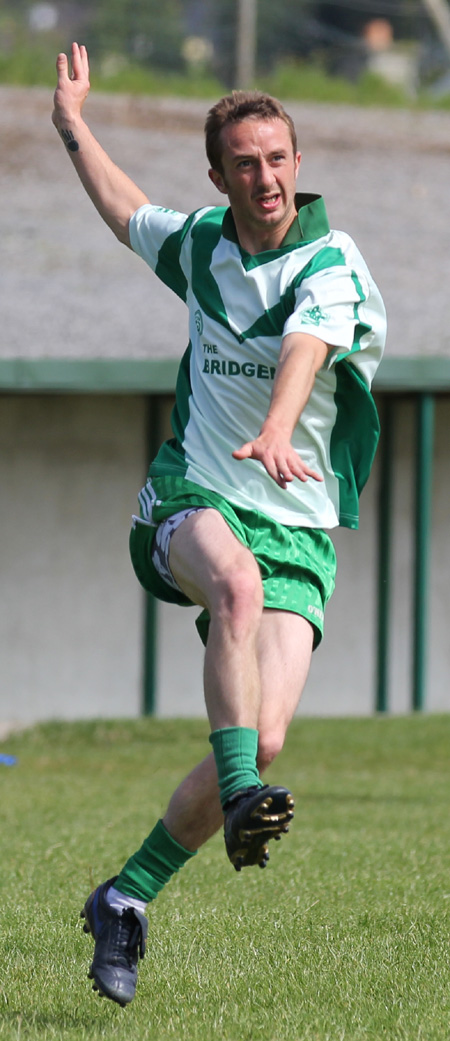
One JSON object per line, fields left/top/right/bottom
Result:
{"left": 0, "top": 1008, "right": 122, "bottom": 1033}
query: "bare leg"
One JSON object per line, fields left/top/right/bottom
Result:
{"left": 255, "top": 609, "right": 314, "bottom": 763}
{"left": 162, "top": 610, "right": 314, "bottom": 851}
{"left": 169, "top": 508, "right": 264, "bottom": 730}
{"left": 163, "top": 753, "right": 222, "bottom": 851}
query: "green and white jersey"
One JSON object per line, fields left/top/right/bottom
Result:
{"left": 129, "top": 193, "right": 386, "bottom": 529}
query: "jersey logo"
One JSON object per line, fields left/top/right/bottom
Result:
{"left": 298, "top": 306, "right": 330, "bottom": 326}
{"left": 194, "top": 309, "right": 204, "bottom": 334}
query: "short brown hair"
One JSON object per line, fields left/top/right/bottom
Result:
{"left": 204, "top": 91, "right": 297, "bottom": 172}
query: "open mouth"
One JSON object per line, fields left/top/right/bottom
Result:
{"left": 255, "top": 193, "right": 280, "bottom": 212}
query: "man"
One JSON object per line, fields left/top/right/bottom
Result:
{"left": 52, "top": 43, "right": 386, "bottom": 1008}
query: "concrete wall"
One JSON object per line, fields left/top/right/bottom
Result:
{"left": 0, "top": 394, "right": 147, "bottom": 726}
{"left": 1, "top": 393, "right": 449, "bottom": 726}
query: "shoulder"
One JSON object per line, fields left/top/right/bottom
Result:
{"left": 326, "top": 229, "right": 369, "bottom": 268}
{"left": 189, "top": 205, "right": 228, "bottom": 237}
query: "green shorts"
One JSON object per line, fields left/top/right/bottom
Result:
{"left": 129, "top": 474, "right": 337, "bottom": 649}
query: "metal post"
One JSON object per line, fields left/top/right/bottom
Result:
{"left": 376, "top": 396, "right": 394, "bottom": 712}
{"left": 236, "top": 0, "right": 257, "bottom": 87}
{"left": 142, "top": 395, "right": 161, "bottom": 716}
{"left": 412, "top": 392, "right": 435, "bottom": 710}
{"left": 143, "top": 589, "right": 156, "bottom": 715}
{"left": 421, "top": 0, "right": 450, "bottom": 59}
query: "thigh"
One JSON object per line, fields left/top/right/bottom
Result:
{"left": 256, "top": 608, "right": 314, "bottom": 745}
{"left": 168, "top": 506, "right": 262, "bottom": 611}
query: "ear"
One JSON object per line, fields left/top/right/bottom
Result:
{"left": 208, "top": 168, "right": 228, "bottom": 196}
{"left": 294, "top": 151, "right": 302, "bottom": 178}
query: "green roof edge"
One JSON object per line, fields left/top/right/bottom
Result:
{"left": 1, "top": 356, "right": 450, "bottom": 394}
{"left": 0, "top": 358, "right": 179, "bottom": 393}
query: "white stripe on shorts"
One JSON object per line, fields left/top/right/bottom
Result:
{"left": 151, "top": 508, "right": 204, "bottom": 592}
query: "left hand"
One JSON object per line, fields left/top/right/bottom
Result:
{"left": 52, "top": 42, "right": 90, "bottom": 131}
{"left": 232, "top": 432, "right": 323, "bottom": 490}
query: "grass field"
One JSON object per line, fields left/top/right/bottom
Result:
{"left": 2, "top": 46, "right": 450, "bottom": 109}
{"left": 0, "top": 715, "right": 449, "bottom": 1041}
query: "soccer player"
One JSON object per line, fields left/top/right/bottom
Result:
{"left": 52, "top": 42, "right": 386, "bottom": 1006}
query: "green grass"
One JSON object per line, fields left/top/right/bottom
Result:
{"left": 0, "top": 715, "right": 449, "bottom": 1040}
{"left": 2, "top": 45, "right": 450, "bottom": 108}
{"left": 259, "top": 60, "right": 412, "bottom": 108}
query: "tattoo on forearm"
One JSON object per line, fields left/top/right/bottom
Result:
{"left": 60, "top": 129, "right": 79, "bottom": 153}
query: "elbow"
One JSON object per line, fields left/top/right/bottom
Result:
{"left": 119, "top": 230, "right": 132, "bottom": 250}
{"left": 112, "top": 218, "right": 132, "bottom": 249}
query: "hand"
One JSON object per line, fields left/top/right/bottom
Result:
{"left": 232, "top": 431, "right": 323, "bottom": 490}
{"left": 52, "top": 42, "right": 90, "bottom": 131}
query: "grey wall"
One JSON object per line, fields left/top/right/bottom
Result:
{"left": 1, "top": 394, "right": 449, "bottom": 726}
{"left": 0, "top": 394, "right": 147, "bottom": 725}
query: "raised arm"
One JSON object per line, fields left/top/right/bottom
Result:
{"left": 52, "top": 42, "right": 149, "bottom": 246}
{"left": 232, "top": 332, "right": 330, "bottom": 488}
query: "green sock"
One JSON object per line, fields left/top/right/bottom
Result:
{"left": 209, "top": 726, "right": 263, "bottom": 809}
{"left": 115, "top": 818, "right": 197, "bottom": 904}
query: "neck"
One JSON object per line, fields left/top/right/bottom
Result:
{"left": 234, "top": 212, "right": 298, "bottom": 256}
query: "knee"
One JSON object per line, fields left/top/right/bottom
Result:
{"left": 214, "top": 560, "right": 263, "bottom": 636}
{"left": 257, "top": 730, "right": 286, "bottom": 773}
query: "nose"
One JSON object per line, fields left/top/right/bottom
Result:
{"left": 256, "top": 158, "right": 275, "bottom": 190}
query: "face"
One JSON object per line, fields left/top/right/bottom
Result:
{"left": 208, "top": 118, "right": 301, "bottom": 253}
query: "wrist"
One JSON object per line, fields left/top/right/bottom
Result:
{"left": 52, "top": 108, "right": 83, "bottom": 133}
{"left": 261, "top": 412, "right": 295, "bottom": 440}
{"left": 53, "top": 113, "right": 85, "bottom": 152}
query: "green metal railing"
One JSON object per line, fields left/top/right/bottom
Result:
{"left": 375, "top": 397, "right": 394, "bottom": 714}
{"left": 413, "top": 394, "right": 435, "bottom": 711}
{"left": 142, "top": 396, "right": 165, "bottom": 716}
{"left": 375, "top": 390, "right": 436, "bottom": 713}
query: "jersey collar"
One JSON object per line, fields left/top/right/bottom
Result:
{"left": 221, "top": 192, "right": 330, "bottom": 253}
{"left": 282, "top": 193, "right": 330, "bottom": 245}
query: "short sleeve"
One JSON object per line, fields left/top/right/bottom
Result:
{"left": 129, "top": 204, "right": 192, "bottom": 301}
{"left": 283, "top": 264, "right": 367, "bottom": 351}
{"left": 282, "top": 246, "right": 386, "bottom": 383}
{"left": 129, "top": 204, "right": 188, "bottom": 269}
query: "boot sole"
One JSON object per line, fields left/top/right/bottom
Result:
{"left": 228, "top": 789, "right": 295, "bottom": 871}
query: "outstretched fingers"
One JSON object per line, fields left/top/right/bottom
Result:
{"left": 233, "top": 440, "right": 291, "bottom": 488}
{"left": 55, "top": 42, "right": 89, "bottom": 83}
{"left": 70, "top": 41, "right": 89, "bottom": 81}
{"left": 53, "top": 42, "right": 90, "bottom": 128}
{"left": 233, "top": 439, "right": 323, "bottom": 489}
{"left": 55, "top": 50, "right": 69, "bottom": 81}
